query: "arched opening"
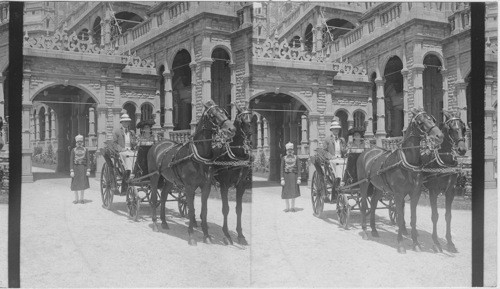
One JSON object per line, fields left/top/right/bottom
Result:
{"left": 123, "top": 103, "right": 137, "bottom": 132}
{"left": 32, "top": 85, "right": 97, "bottom": 174}
{"left": 304, "top": 24, "right": 313, "bottom": 52}
{"left": 159, "top": 65, "right": 165, "bottom": 126}
{"left": 211, "top": 48, "right": 231, "bottom": 117}
{"left": 353, "top": 110, "right": 365, "bottom": 129}
{"left": 289, "top": 35, "right": 301, "bottom": 48}
{"left": 322, "top": 18, "right": 355, "bottom": 46}
{"left": 141, "top": 103, "right": 153, "bottom": 122}
{"left": 371, "top": 72, "right": 377, "bottom": 135}
{"left": 250, "top": 93, "right": 308, "bottom": 182}
{"left": 335, "top": 110, "right": 348, "bottom": 140}
{"left": 77, "top": 28, "right": 89, "bottom": 41}
{"left": 384, "top": 56, "right": 404, "bottom": 137}
{"left": 423, "top": 54, "right": 443, "bottom": 124}
{"left": 172, "top": 49, "right": 192, "bottom": 130}
{"left": 92, "top": 17, "right": 101, "bottom": 46}
{"left": 111, "top": 11, "right": 143, "bottom": 42}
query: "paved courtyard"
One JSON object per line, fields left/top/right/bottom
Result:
{"left": 0, "top": 168, "right": 495, "bottom": 287}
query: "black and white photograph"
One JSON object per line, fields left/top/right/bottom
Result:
{"left": 0, "top": 1, "right": 497, "bottom": 287}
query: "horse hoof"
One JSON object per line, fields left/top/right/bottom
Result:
{"left": 413, "top": 244, "right": 422, "bottom": 252}
{"left": 237, "top": 237, "right": 248, "bottom": 246}
{"left": 152, "top": 223, "right": 160, "bottom": 232}
{"left": 397, "top": 246, "right": 407, "bottom": 254}
{"left": 161, "top": 222, "right": 170, "bottom": 230}
{"left": 447, "top": 243, "right": 458, "bottom": 253}
{"left": 371, "top": 230, "right": 380, "bottom": 238}
{"left": 203, "top": 236, "right": 213, "bottom": 244}
{"left": 432, "top": 244, "right": 443, "bottom": 253}
{"left": 361, "top": 231, "right": 369, "bottom": 240}
{"left": 401, "top": 228, "right": 409, "bottom": 236}
{"left": 222, "top": 237, "right": 232, "bottom": 246}
{"left": 188, "top": 238, "right": 197, "bottom": 246}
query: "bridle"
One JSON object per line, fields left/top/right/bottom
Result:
{"left": 443, "top": 117, "right": 466, "bottom": 151}
{"left": 224, "top": 109, "right": 253, "bottom": 160}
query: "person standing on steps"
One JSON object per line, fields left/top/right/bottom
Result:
{"left": 70, "top": 134, "right": 90, "bottom": 204}
{"left": 280, "top": 142, "right": 302, "bottom": 212}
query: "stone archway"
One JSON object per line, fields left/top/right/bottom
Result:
{"left": 32, "top": 85, "right": 97, "bottom": 174}
{"left": 423, "top": 54, "right": 443, "bottom": 124}
{"left": 384, "top": 56, "right": 404, "bottom": 137}
{"left": 250, "top": 92, "right": 309, "bottom": 182}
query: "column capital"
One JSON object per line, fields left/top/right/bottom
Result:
{"left": 374, "top": 78, "right": 385, "bottom": 85}
{"left": 401, "top": 68, "right": 409, "bottom": 76}
{"left": 485, "top": 77, "right": 495, "bottom": 85}
{"left": 411, "top": 64, "right": 425, "bottom": 72}
{"left": 162, "top": 71, "right": 172, "bottom": 78}
{"left": 199, "top": 58, "right": 213, "bottom": 66}
{"left": 189, "top": 61, "right": 198, "bottom": 70}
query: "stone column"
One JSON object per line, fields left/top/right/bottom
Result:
{"left": 315, "top": 24, "right": 323, "bottom": 52}
{"left": 163, "top": 70, "right": 174, "bottom": 133}
{"left": 199, "top": 57, "right": 213, "bottom": 103}
{"left": 301, "top": 114, "right": 308, "bottom": 156}
{"left": 88, "top": 107, "right": 96, "bottom": 147}
{"left": 365, "top": 85, "right": 374, "bottom": 138}
{"left": 103, "top": 10, "right": 111, "bottom": 47}
{"left": 347, "top": 119, "right": 354, "bottom": 143}
{"left": 485, "top": 76, "right": 496, "bottom": 188}
{"left": 95, "top": 104, "right": 108, "bottom": 179}
{"left": 308, "top": 114, "right": 320, "bottom": 183}
{"left": 22, "top": 102, "right": 34, "bottom": 182}
{"left": 190, "top": 61, "right": 198, "bottom": 132}
{"left": 135, "top": 112, "right": 141, "bottom": 134}
{"left": 51, "top": 111, "right": 57, "bottom": 142}
{"left": 229, "top": 62, "right": 237, "bottom": 118}
{"left": 401, "top": 68, "right": 410, "bottom": 130}
{"left": 30, "top": 111, "right": 34, "bottom": 148}
{"left": 34, "top": 109, "right": 39, "bottom": 143}
{"left": 412, "top": 64, "right": 425, "bottom": 109}
{"left": 375, "top": 78, "right": 386, "bottom": 146}
{"left": 257, "top": 116, "right": 263, "bottom": 149}
{"left": 455, "top": 81, "right": 468, "bottom": 124}
{"left": 0, "top": 77, "right": 4, "bottom": 120}
{"left": 263, "top": 117, "right": 269, "bottom": 154}
{"left": 441, "top": 68, "right": 449, "bottom": 114}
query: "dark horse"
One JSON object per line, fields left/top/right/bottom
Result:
{"left": 213, "top": 104, "right": 253, "bottom": 246}
{"left": 423, "top": 110, "right": 467, "bottom": 253}
{"left": 356, "top": 108, "right": 444, "bottom": 253}
{"left": 147, "top": 100, "right": 235, "bottom": 245}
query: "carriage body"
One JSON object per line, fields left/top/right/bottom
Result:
{"left": 310, "top": 147, "right": 397, "bottom": 228}
{"left": 99, "top": 140, "right": 187, "bottom": 220}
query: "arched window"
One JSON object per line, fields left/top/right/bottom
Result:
{"left": 353, "top": 111, "right": 365, "bottom": 129}
{"left": 141, "top": 103, "right": 153, "bottom": 122}
{"left": 304, "top": 24, "right": 313, "bottom": 52}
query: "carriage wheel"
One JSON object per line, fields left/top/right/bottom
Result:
{"left": 100, "top": 162, "right": 114, "bottom": 210}
{"left": 337, "top": 194, "right": 351, "bottom": 229}
{"left": 388, "top": 198, "right": 397, "bottom": 225}
{"left": 311, "top": 171, "right": 325, "bottom": 218}
{"left": 177, "top": 190, "right": 188, "bottom": 218}
{"left": 126, "top": 186, "right": 141, "bottom": 221}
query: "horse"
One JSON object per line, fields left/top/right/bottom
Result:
{"left": 423, "top": 110, "right": 467, "bottom": 253}
{"left": 147, "top": 100, "right": 236, "bottom": 245}
{"left": 213, "top": 104, "right": 253, "bottom": 246}
{"left": 356, "top": 107, "right": 444, "bottom": 253}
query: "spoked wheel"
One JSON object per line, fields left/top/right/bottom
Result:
{"left": 311, "top": 171, "right": 325, "bottom": 218}
{"left": 100, "top": 162, "right": 114, "bottom": 210}
{"left": 126, "top": 186, "right": 141, "bottom": 221}
{"left": 337, "top": 193, "right": 351, "bottom": 229}
{"left": 177, "top": 190, "right": 187, "bottom": 218}
{"left": 388, "top": 198, "right": 397, "bottom": 225}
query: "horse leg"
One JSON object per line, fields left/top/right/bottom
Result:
{"left": 160, "top": 182, "right": 171, "bottom": 230}
{"left": 149, "top": 174, "right": 160, "bottom": 232}
{"left": 429, "top": 188, "right": 442, "bottom": 253}
{"left": 200, "top": 182, "right": 212, "bottom": 244}
{"left": 236, "top": 183, "right": 248, "bottom": 245}
{"left": 185, "top": 187, "right": 197, "bottom": 246}
{"left": 410, "top": 189, "right": 422, "bottom": 252}
{"left": 220, "top": 184, "right": 233, "bottom": 245}
{"left": 370, "top": 189, "right": 381, "bottom": 237}
{"left": 445, "top": 188, "right": 458, "bottom": 253}
{"left": 359, "top": 182, "right": 370, "bottom": 240}
{"left": 399, "top": 199, "right": 409, "bottom": 236}
{"left": 394, "top": 193, "right": 406, "bottom": 253}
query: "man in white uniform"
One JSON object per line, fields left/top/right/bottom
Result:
{"left": 113, "top": 112, "right": 137, "bottom": 181}
{"left": 323, "top": 118, "right": 346, "bottom": 183}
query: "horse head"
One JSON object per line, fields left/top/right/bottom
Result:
{"left": 443, "top": 110, "right": 467, "bottom": 156}
{"left": 234, "top": 103, "right": 253, "bottom": 139}
{"left": 408, "top": 107, "right": 444, "bottom": 148}
{"left": 201, "top": 100, "right": 236, "bottom": 142}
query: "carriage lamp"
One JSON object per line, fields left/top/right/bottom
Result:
{"left": 348, "top": 198, "right": 356, "bottom": 207}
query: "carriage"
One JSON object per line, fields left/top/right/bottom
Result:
{"left": 99, "top": 140, "right": 188, "bottom": 221}
{"left": 310, "top": 146, "right": 397, "bottom": 229}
